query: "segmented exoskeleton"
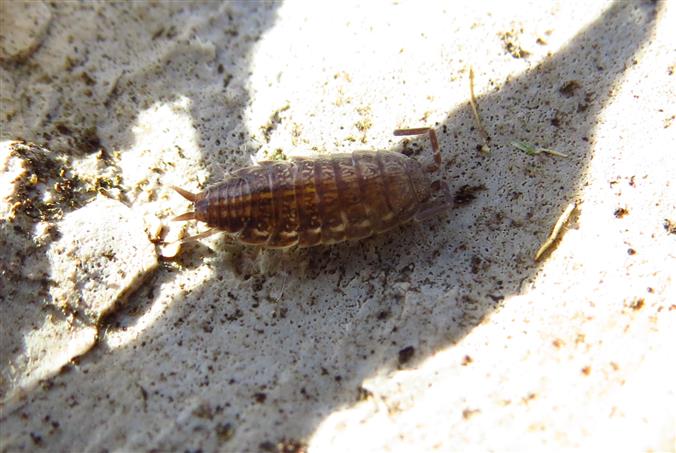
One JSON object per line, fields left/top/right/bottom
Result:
{"left": 172, "top": 128, "right": 451, "bottom": 248}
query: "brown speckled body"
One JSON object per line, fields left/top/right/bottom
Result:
{"left": 188, "top": 151, "right": 433, "bottom": 248}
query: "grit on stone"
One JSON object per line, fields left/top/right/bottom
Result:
{"left": 46, "top": 195, "right": 158, "bottom": 323}
{"left": 1, "top": 141, "right": 157, "bottom": 409}
{"left": 1, "top": 1, "right": 674, "bottom": 451}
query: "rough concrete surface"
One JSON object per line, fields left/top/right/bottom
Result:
{"left": 0, "top": 1, "right": 674, "bottom": 451}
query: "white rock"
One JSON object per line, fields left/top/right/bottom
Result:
{"left": 47, "top": 195, "right": 159, "bottom": 322}
{"left": 0, "top": 1, "right": 51, "bottom": 62}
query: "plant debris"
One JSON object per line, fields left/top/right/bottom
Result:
{"left": 469, "top": 67, "right": 491, "bottom": 154}
{"left": 535, "top": 202, "right": 577, "bottom": 261}
{"left": 511, "top": 140, "right": 568, "bottom": 158}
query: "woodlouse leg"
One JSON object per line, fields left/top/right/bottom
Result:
{"left": 393, "top": 127, "right": 441, "bottom": 172}
{"left": 250, "top": 154, "right": 278, "bottom": 167}
{"left": 179, "top": 228, "right": 220, "bottom": 243}
{"left": 413, "top": 181, "right": 453, "bottom": 222}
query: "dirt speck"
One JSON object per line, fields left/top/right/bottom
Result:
{"left": 262, "top": 105, "right": 291, "bottom": 142}
{"left": 356, "top": 386, "right": 373, "bottom": 402}
{"left": 215, "top": 422, "right": 234, "bottom": 443}
{"left": 398, "top": 345, "right": 415, "bottom": 365}
{"left": 454, "top": 184, "right": 486, "bottom": 206}
{"left": 498, "top": 30, "right": 531, "bottom": 59}
{"left": 462, "top": 408, "right": 480, "bottom": 420}
{"left": 559, "top": 80, "right": 581, "bottom": 97}
{"left": 628, "top": 298, "right": 645, "bottom": 311}
{"left": 614, "top": 207, "right": 629, "bottom": 218}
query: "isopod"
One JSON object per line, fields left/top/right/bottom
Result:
{"left": 172, "top": 127, "right": 452, "bottom": 248}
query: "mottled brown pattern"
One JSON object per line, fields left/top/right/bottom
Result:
{"left": 175, "top": 144, "right": 442, "bottom": 248}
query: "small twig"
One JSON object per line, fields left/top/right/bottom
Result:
{"left": 511, "top": 140, "right": 568, "bottom": 158}
{"left": 469, "top": 67, "right": 490, "bottom": 154}
{"left": 535, "top": 202, "right": 577, "bottom": 261}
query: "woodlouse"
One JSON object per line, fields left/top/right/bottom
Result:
{"left": 172, "top": 127, "right": 452, "bottom": 248}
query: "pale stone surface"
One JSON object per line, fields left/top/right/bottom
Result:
{"left": 1, "top": 142, "right": 157, "bottom": 409}
{"left": 0, "top": 0, "right": 51, "bottom": 62}
{"left": 46, "top": 195, "right": 158, "bottom": 322}
{"left": 0, "top": 1, "right": 674, "bottom": 451}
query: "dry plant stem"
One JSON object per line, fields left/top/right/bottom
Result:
{"left": 469, "top": 67, "right": 490, "bottom": 153}
{"left": 511, "top": 140, "right": 568, "bottom": 158}
{"left": 535, "top": 202, "right": 577, "bottom": 261}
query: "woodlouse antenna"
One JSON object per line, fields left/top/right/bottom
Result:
{"left": 393, "top": 127, "right": 441, "bottom": 172}
{"left": 171, "top": 185, "right": 198, "bottom": 202}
